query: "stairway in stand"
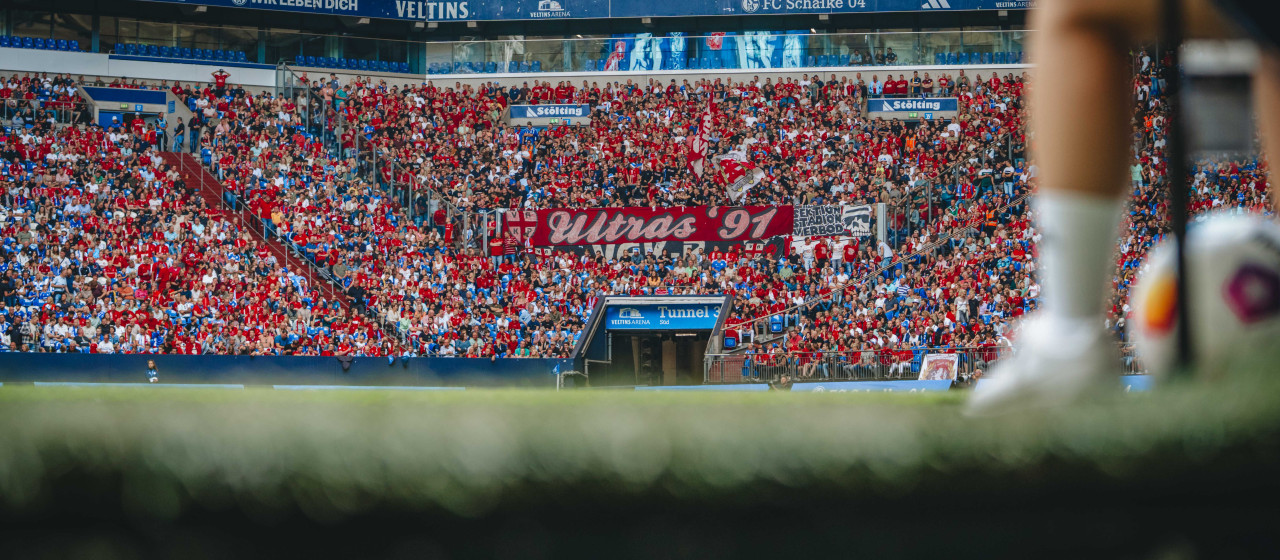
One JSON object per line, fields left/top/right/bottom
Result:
{"left": 158, "top": 152, "right": 348, "bottom": 309}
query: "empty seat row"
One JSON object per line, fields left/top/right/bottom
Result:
{"left": 116, "top": 43, "right": 250, "bottom": 63}
{"left": 428, "top": 60, "right": 542, "bottom": 74}
{"left": 294, "top": 55, "right": 411, "bottom": 73}
{"left": 0, "top": 36, "right": 80, "bottom": 51}
{"left": 932, "top": 51, "right": 1024, "bottom": 65}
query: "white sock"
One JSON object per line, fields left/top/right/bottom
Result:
{"left": 1034, "top": 190, "right": 1126, "bottom": 322}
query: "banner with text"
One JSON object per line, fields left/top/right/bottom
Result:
{"left": 793, "top": 205, "right": 873, "bottom": 238}
{"left": 528, "top": 238, "right": 789, "bottom": 260}
{"left": 605, "top": 303, "right": 721, "bottom": 330}
{"left": 509, "top": 104, "right": 591, "bottom": 119}
{"left": 507, "top": 206, "right": 794, "bottom": 247}
{"left": 868, "top": 97, "right": 960, "bottom": 114}
{"left": 793, "top": 206, "right": 844, "bottom": 237}
{"left": 140, "top": 0, "right": 1030, "bottom": 23}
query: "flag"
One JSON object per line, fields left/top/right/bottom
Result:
{"left": 718, "top": 152, "right": 764, "bottom": 203}
{"left": 686, "top": 103, "right": 716, "bottom": 178}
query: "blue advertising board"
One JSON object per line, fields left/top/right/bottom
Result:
{"left": 868, "top": 97, "right": 959, "bottom": 113}
{"left": 509, "top": 104, "right": 591, "bottom": 119}
{"left": 605, "top": 303, "right": 721, "bottom": 330}
{"left": 138, "top": 0, "right": 1029, "bottom": 23}
{"left": 789, "top": 380, "right": 954, "bottom": 392}
{"left": 974, "top": 375, "right": 1154, "bottom": 393}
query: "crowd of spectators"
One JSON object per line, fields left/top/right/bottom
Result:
{"left": 0, "top": 53, "right": 1269, "bottom": 365}
{"left": 0, "top": 78, "right": 385, "bottom": 354}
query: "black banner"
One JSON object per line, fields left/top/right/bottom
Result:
{"left": 793, "top": 206, "right": 845, "bottom": 238}
{"left": 842, "top": 205, "right": 873, "bottom": 238}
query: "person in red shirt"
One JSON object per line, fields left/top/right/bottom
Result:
{"left": 211, "top": 69, "right": 230, "bottom": 96}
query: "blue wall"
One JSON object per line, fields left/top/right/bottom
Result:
{"left": 0, "top": 354, "right": 571, "bottom": 388}
{"left": 82, "top": 86, "right": 168, "bottom": 105}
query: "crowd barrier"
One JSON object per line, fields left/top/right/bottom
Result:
{"left": 705, "top": 346, "right": 1144, "bottom": 384}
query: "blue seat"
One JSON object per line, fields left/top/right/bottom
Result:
{"left": 327, "top": 57, "right": 338, "bottom": 67}
{"left": 238, "top": 51, "right": 248, "bottom": 62}
{"left": 982, "top": 52, "right": 993, "bottom": 64}
{"left": 359, "top": 60, "right": 369, "bottom": 70}
{"left": 57, "top": 39, "right": 69, "bottom": 51}
{"left": 934, "top": 52, "right": 945, "bottom": 65}
{"left": 181, "top": 47, "right": 192, "bottom": 58}
{"left": 217, "top": 49, "right": 228, "bottom": 60}
{"left": 805, "top": 55, "right": 815, "bottom": 67}
{"left": 23, "top": 37, "right": 35, "bottom": 49}
{"left": 485, "top": 61, "right": 496, "bottom": 73}
{"left": 306, "top": 56, "right": 317, "bottom": 67}
{"left": 596, "top": 59, "right": 605, "bottom": 71}
{"left": 114, "top": 42, "right": 125, "bottom": 53}
{"left": 400, "top": 62, "right": 410, "bottom": 72}
{"left": 0, "top": 37, "right": 9, "bottom": 48}
{"left": 1015, "top": 50, "right": 1023, "bottom": 63}
{"left": 519, "top": 61, "right": 531, "bottom": 72}
{"left": 583, "top": 58, "right": 594, "bottom": 71}
{"left": 295, "top": 54, "right": 305, "bottom": 65}
{"left": 945, "top": 53, "right": 956, "bottom": 65}
{"left": 839, "top": 54, "right": 850, "bottom": 66}
{"left": 508, "top": 61, "right": 518, "bottom": 73}
{"left": 34, "top": 38, "right": 47, "bottom": 50}
{"left": 530, "top": 60, "right": 540, "bottom": 72}
{"left": 337, "top": 58, "right": 348, "bottom": 69}
{"left": 960, "top": 52, "right": 971, "bottom": 64}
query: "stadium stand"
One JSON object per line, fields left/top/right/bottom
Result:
{"left": 0, "top": 43, "right": 1269, "bottom": 366}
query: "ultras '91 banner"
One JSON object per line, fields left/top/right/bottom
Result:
{"left": 505, "top": 206, "right": 794, "bottom": 247}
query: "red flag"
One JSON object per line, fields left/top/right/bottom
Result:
{"left": 686, "top": 103, "right": 716, "bottom": 178}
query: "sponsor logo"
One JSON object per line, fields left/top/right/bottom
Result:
{"left": 528, "top": 105, "right": 585, "bottom": 117}
{"left": 920, "top": 0, "right": 951, "bottom": 8}
{"left": 617, "top": 308, "right": 643, "bottom": 319}
{"left": 232, "top": 0, "right": 248, "bottom": 6}
{"left": 742, "top": 0, "right": 761, "bottom": 13}
{"left": 531, "top": 0, "right": 570, "bottom": 18}
{"left": 875, "top": 98, "right": 955, "bottom": 112}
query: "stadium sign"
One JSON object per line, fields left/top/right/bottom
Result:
{"left": 605, "top": 304, "right": 721, "bottom": 330}
{"left": 868, "top": 97, "right": 959, "bottom": 113}
{"left": 139, "top": 0, "right": 1027, "bottom": 23}
{"left": 509, "top": 104, "right": 591, "bottom": 119}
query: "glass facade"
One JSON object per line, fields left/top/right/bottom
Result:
{"left": 2, "top": 5, "right": 1027, "bottom": 73}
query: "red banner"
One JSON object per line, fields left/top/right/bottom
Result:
{"left": 505, "top": 206, "right": 795, "bottom": 247}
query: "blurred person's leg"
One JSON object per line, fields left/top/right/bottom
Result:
{"left": 969, "top": 0, "right": 1236, "bottom": 415}
{"left": 1256, "top": 54, "right": 1280, "bottom": 213}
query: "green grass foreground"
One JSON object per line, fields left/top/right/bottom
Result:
{"left": 2, "top": 381, "right": 1280, "bottom": 557}
{"left": 1, "top": 382, "right": 1278, "bottom": 514}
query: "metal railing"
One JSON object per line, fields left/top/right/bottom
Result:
{"left": 706, "top": 345, "right": 1144, "bottom": 384}
{"left": 2, "top": 99, "right": 93, "bottom": 127}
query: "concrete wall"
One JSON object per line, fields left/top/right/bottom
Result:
{"left": 0, "top": 48, "right": 277, "bottom": 87}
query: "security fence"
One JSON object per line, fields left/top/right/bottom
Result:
{"left": 705, "top": 345, "right": 1144, "bottom": 384}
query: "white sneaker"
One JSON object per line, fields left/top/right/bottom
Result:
{"left": 965, "top": 316, "right": 1122, "bottom": 416}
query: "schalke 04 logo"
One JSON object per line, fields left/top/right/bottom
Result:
{"left": 742, "top": 0, "right": 761, "bottom": 13}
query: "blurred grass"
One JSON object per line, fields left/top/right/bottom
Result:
{"left": 1, "top": 380, "right": 1279, "bottom": 524}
